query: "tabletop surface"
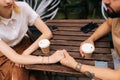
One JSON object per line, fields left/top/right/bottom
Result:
{"left": 25, "top": 19, "right": 114, "bottom": 75}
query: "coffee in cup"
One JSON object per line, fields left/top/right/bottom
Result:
{"left": 81, "top": 43, "right": 95, "bottom": 58}
{"left": 38, "top": 39, "right": 50, "bottom": 54}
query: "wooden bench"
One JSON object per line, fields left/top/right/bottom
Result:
{"left": 25, "top": 19, "right": 114, "bottom": 76}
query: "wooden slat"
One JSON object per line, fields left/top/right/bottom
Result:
{"left": 53, "top": 31, "right": 93, "bottom": 36}
{"left": 52, "top": 26, "right": 97, "bottom": 32}
{"left": 46, "top": 19, "right": 105, "bottom": 23}
{"left": 53, "top": 35, "right": 109, "bottom": 41}
{"left": 47, "top": 23, "right": 101, "bottom": 27}
{"left": 51, "top": 40, "right": 110, "bottom": 48}
{"left": 26, "top": 64, "right": 84, "bottom": 75}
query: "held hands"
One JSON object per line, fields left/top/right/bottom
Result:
{"left": 60, "top": 50, "right": 78, "bottom": 69}
{"left": 49, "top": 50, "right": 64, "bottom": 64}
{"left": 43, "top": 49, "right": 78, "bottom": 70}
{"left": 80, "top": 39, "right": 94, "bottom": 57}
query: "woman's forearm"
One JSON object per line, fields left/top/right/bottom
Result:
{"left": 11, "top": 53, "right": 43, "bottom": 64}
{"left": 23, "top": 17, "right": 53, "bottom": 55}
{"left": 23, "top": 33, "right": 52, "bottom": 55}
{"left": 0, "top": 40, "right": 46, "bottom": 64}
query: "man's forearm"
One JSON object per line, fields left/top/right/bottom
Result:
{"left": 88, "top": 20, "right": 111, "bottom": 42}
{"left": 80, "top": 64, "right": 120, "bottom": 80}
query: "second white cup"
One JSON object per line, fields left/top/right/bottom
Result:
{"left": 81, "top": 43, "right": 95, "bottom": 58}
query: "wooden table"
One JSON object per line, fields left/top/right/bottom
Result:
{"left": 25, "top": 20, "right": 114, "bottom": 76}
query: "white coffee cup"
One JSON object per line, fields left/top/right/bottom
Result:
{"left": 81, "top": 43, "right": 95, "bottom": 58}
{"left": 38, "top": 39, "right": 50, "bottom": 54}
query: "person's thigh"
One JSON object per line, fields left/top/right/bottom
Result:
{"left": 12, "top": 66, "right": 29, "bottom": 80}
{"left": 0, "top": 56, "right": 13, "bottom": 80}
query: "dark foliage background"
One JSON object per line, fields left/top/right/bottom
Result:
{"left": 55, "top": 0, "right": 103, "bottom": 19}
{"left": 18, "top": 0, "right": 103, "bottom": 19}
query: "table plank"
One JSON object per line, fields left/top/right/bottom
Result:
{"left": 46, "top": 19, "right": 104, "bottom": 24}
{"left": 53, "top": 35, "right": 109, "bottom": 41}
{"left": 51, "top": 40, "right": 110, "bottom": 48}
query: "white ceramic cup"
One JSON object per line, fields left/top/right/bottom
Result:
{"left": 38, "top": 39, "right": 50, "bottom": 54}
{"left": 81, "top": 43, "right": 95, "bottom": 58}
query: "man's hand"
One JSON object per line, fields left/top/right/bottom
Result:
{"left": 80, "top": 39, "right": 94, "bottom": 57}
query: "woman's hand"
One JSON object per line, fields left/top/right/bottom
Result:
{"left": 80, "top": 39, "right": 94, "bottom": 57}
{"left": 60, "top": 50, "right": 78, "bottom": 69}
{"left": 49, "top": 50, "right": 64, "bottom": 63}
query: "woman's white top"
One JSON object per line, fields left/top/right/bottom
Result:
{"left": 0, "top": 2, "right": 39, "bottom": 47}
